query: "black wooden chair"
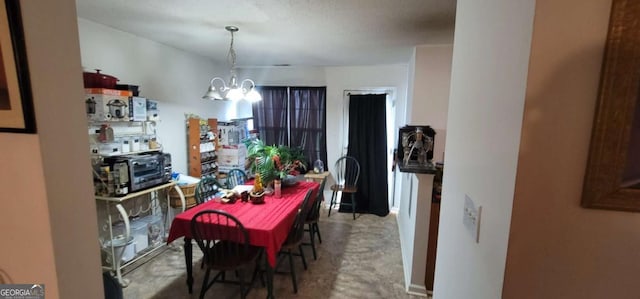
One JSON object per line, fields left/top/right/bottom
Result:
{"left": 302, "top": 176, "right": 327, "bottom": 260}
{"left": 277, "top": 189, "right": 314, "bottom": 293}
{"left": 190, "top": 210, "right": 262, "bottom": 299}
{"left": 194, "top": 177, "right": 224, "bottom": 205}
{"left": 327, "top": 156, "right": 361, "bottom": 220}
{"left": 225, "top": 168, "right": 248, "bottom": 189}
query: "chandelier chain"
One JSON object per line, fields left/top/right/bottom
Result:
{"left": 202, "top": 25, "right": 261, "bottom": 102}
{"left": 228, "top": 30, "right": 237, "bottom": 77}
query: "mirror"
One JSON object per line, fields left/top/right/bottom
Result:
{"left": 582, "top": 0, "right": 640, "bottom": 211}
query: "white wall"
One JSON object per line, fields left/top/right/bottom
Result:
{"left": 239, "top": 66, "right": 327, "bottom": 87}
{"left": 397, "top": 172, "right": 434, "bottom": 295}
{"left": 0, "top": 1, "right": 103, "bottom": 298}
{"left": 409, "top": 45, "right": 453, "bottom": 163}
{"left": 243, "top": 65, "right": 408, "bottom": 203}
{"left": 325, "top": 65, "right": 408, "bottom": 174}
{"left": 77, "top": 19, "right": 239, "bottom": 173}
{"left": 433, "top": 0, "right": 535, "bottom": 298}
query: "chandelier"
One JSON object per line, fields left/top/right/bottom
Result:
{"left": 202, "top": 26, "right": 262, "bottom": 102}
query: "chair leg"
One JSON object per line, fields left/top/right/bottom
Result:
{"left": 351, "top": 193, "right": 356, "bottom": 220}
{"left": 299, "top": 245, "right": 308, "bottom": 270}
{"left": 328, "top": 190, "right": 337, "bottom": 217}
{"left": 238, "top": 269, "right": 246, "bottom": 299}
{"left": 309, "top": 223, "right": 317, "bottom": 260}
{"left": 252, "top": 249, "right": 265, "bottom": 287}
{"left": 288, "top": 249, "right": 298, "bottom": 293}
{"left": 314, "top": 222, "right": 322, "bottom": 244}
{"left": 199, "top": 267, "right": 212, "bottom": 299}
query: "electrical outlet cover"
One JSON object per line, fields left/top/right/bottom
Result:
{"left": 463, "top": 194, "right": 482, "bottom": 243}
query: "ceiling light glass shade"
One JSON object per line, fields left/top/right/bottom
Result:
{"left": 202, "top": 77, "right": 226, "bottom": 100}
{"left": 226, "top": 87, "right": 244, "bottom": 101}
{"left": 202, "top": 26, "right": 262, "bottom": 102}
{"left": 245, "top": 88, "right": 262, "bottom": 103}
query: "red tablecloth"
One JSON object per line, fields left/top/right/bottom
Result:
{"left": 167, "top": 181, "right": 319, "bottom": 266}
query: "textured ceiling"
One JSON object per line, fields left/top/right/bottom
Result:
{"left": 75, "top": 0, "right": 456, "bottom": 67}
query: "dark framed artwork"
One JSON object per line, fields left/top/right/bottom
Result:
{"left": 581, "top": 0, "right": 640, "bottom": 211}
{"left": 0, "top": 0, "right": 35, "bottom": 133}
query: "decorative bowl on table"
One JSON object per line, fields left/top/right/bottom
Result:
{"left": 282, "top": 175, "right": 298, "bottom": 187}
{"left": 220, "top": 190, "right": 238, "bottom": 204}
{"left": 249, "top": 191, "right": 265, "bottom": 204}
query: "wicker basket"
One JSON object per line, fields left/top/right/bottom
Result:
{"left": 169, "top": 183, "right": 197, "bottom": 208}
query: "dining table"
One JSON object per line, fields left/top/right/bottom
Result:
{"left": 166, "top": 180, "right": 319, "bottom": 299}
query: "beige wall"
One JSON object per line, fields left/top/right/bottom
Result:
{"left": 408, "top": 45, "right": 453, "bottom": 163}
{"left": 433, "top": 0, "right": 535, "bottom": 298}
{"left": 0, "top": 1, "right": 103, "bottom": 298}
{"left": 503, "top": 0, "right": 640, "bottom": 298}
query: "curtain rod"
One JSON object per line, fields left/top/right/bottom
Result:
{"left": 344, "top": 90, "right": 389, "bottom": 96}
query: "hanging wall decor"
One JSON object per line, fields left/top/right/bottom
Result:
{"left": 0, "top": 0, "right": 35, "bottom": 133}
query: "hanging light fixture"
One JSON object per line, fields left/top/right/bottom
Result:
{"left": 202, "top": 26, "right": 262, "bottom": 102}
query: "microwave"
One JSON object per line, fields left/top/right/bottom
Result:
{"left": 103, "top": 152, "right": 171, "bottom": 194}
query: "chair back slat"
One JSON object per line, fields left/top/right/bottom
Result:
{"left": 285, "top": 189, "right": 314, "bottom": 245}
{"left": 306, "top": 177, "right": 327, "bottom": 222}
{"left": 334, "top": 156, "right": 360, "bottom": 188}
{"left": 194, "top": 177, "right": 224, "bottom": 204}
{"left": 190, "top": 210, "right": 250, "bottom": 269}
{"left": 225, "top": 169, "right": 248, "bottom": 189}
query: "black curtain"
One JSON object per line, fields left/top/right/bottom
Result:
{"left": 289, "top": 87, "right": 327, "bottom": 170}
{"left": 341, "top": 94, "right": 389, "bottom": 216}
{"left": 252, "top": 86, "right": 288, "bottom": 145}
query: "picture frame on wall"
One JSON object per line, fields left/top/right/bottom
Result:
{"left": 0, "top": 0, "right": 35, "bottom": 133}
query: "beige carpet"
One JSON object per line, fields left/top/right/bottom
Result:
{"left": 121, "top": 206, "right": 426, "bottom": 299}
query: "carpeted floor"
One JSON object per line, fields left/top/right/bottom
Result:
{"left": 121, "top": 205, "right": 426, "bottom": 299}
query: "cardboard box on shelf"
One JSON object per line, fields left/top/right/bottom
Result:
{"left": 129, "top": 97, "right": 147, "bottom": 121}
{"left": 85, "top": 88, "right": 132, "bottom": 122}
{"left": 146, "top": 99, "right": 160, "bottom": 121}
{"left": 217, "top": 144, "right": 247, "bottom": 167}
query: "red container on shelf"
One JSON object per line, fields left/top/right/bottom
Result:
{"left": 83, "top": 69, "right": 118, "bottom": 89}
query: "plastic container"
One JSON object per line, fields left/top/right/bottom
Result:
{"left": 110, "top": 222, "right": 136, "bottom": 263}
{"left": 130, "top": 218, "right": 149, "bottom": 254}
{"left": 140, "top": 215, "right": 164, "bottom": 246}
{"left": 131, "top": 138, "right": 141, "bottom": 152}
{"left": 313, "top": 159, "right": 325, "bottom": 173}
{"left": 121, "top": 138, "right": 130, "bottom": 153}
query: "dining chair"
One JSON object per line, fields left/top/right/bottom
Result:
{"left": 277, "top": 189, "right": 314, "bottom": 294}
{"left": 302, "top": 176, "right": 327, "bottom": 260}
{"left": 225, "top": 168, "right": 248, "bottom": 189}
{"left": 190, "top": 210, "right": 262, "bottom": 299}
{"left": 327, "top": 156, "right": 361, "bottom": 220}
{"left": 194, "top": 177, "right": 224, "bottom": 205}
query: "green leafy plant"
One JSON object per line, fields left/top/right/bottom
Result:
{"left": 244, "top": 139, "right": 307, "bottom": 186}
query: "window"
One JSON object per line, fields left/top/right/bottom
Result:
{"left": 252, "top": 86, "right": 327, "bottom": 170}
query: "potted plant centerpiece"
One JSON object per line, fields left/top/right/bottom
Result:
{"left": 244, "top": 139, "right": 307, "bottom": 189}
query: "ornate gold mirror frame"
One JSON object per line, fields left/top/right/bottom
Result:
{"left": 582, "top": 0, "right": 640, "bottom": 211}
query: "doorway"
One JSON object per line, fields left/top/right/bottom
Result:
{"left": 342, "top": 89, "right": 396, "bottom": 215}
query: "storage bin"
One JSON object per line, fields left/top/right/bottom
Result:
{"left": 110, "top": 222, "right": 136, "bottom": 263}
{"left": 130, "top": 218, "right": 149, "bottom": 254}
{"left": 169, "top": 183, "right": 197, "bottom": 208}
{"left": 140, "top": 215, "right": 164, "bottom": 246}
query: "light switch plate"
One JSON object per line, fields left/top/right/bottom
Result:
{"left": 463, "top": 194, "right": 482, "bottom": 243}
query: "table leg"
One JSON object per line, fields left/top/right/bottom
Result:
{"left": 266, "top": 264, "right": 275, "bottom": 299}
{"left": 184, "top": 238, "right": 193, "bottom": 294}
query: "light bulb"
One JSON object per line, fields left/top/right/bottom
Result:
{"left": 226, "top": 88, "right": 243, "bottom": 101}
{"left": 245, "top": 89, "right": 262, "bottom": 102}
